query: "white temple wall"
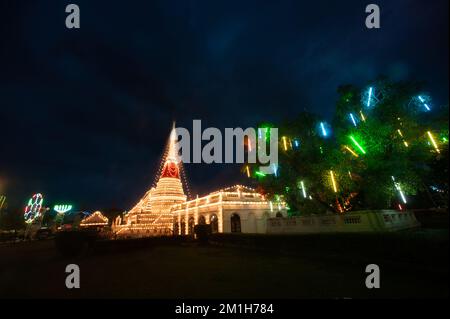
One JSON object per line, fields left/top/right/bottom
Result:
{"left": 221, "top": 209, "right": 282, "bottom": 234}
{"left": 256, "top": 212, "right": 269, "bottom": 234}
{"left": 266, "top": 210, "right": 420, "bottom": 234}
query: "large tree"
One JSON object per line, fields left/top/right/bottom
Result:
{"left": 249, "top": 78, "right": 448, "bottom": 215}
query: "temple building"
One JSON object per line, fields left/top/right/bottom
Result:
{"left": 112, "top": 125, "right": 287, "bottom": 238}
{"left": 113, "top": 126, "right": 187, "bottom": 237}
{"left": 171, "top": 185, "right": 287, "bottom": 235}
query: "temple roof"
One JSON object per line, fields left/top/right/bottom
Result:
{"left": 211, "top": 185, "right": 258, "bottom": 195}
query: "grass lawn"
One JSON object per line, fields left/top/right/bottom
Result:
{"left": 0, "top": 229, "right": 448, "bottom": 299}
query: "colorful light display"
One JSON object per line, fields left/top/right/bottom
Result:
{"left": 24, "top": 193, "right": 44, "bottom": 224}
{"left": 241, "top": 87, "right": 443, "bottom": 215}
{"left": 54, "top": 204, "right": 72, "bottom": 214}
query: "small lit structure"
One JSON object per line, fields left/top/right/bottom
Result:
{"left": 80, "top": 211, "right": 109, "bottom": 228}
{"left": 171, "top": 185, "right": 288, "bottom": 235}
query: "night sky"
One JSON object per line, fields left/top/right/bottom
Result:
{"left": 0, "top": 0, "right": 448, "bottom": 210}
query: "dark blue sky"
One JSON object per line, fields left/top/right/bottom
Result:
{"left": 0, "top": 0, "right": 448, "bottom": 210}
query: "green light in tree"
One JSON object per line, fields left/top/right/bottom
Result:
{"left": 349, "top": 135, "right": 366, "bottom": 154}
{"left": 300, "top": 181, "right": 307, "bottom": 198}
{"left": 391, "top": 176, "right": 407, "bottom": 204}
{"left": 258, "top": 124, "right": 272, "bottom": 142}
{"left": 255, "top": 171, "right": 266, "bottom": 177}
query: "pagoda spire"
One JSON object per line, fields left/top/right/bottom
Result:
{"left": 160, "top": 123, "right": 180, "bottom": 179}
{"left": 167, "top": 122, "right": 178, "bottom": 163}
{"left": 115, "top": 121, "right": 187, "bottom": 238}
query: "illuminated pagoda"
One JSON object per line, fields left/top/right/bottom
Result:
{"left": 114, "top": 125, "right": 187, "bottom": 237}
